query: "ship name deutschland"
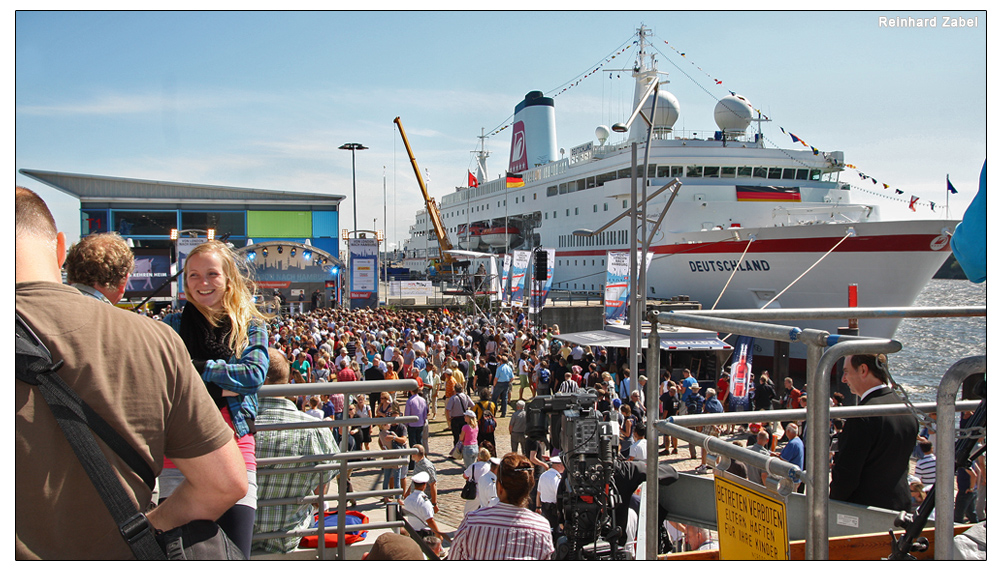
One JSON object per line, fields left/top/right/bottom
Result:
{"left": 689, "top": 259, "right": 772, "bottom": 273}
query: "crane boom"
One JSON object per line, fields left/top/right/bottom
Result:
{"left": 393, "top": 116, "right": 455, "bottom": 267}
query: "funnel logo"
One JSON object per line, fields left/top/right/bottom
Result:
{"left": 508, "top": 121, "right": 527, "bottom": 172}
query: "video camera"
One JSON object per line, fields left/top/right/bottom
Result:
{"left": 526, "top": 392, "right": 628, "bottom": 560}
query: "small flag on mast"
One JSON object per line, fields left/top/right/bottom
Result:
{"left": 468, "top": 171, "right": 479, "bottom": 188}
{"left": 506, "top": 172, "right": 524, "bottom": 188}
{"left": 947, "top": 175, "right": 958, "bottom": 194}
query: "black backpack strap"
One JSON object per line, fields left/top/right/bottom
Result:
{"left": 15, "top": 313, "right": 165, "bottom": 560}
{"left": 15, "top": 313, "right": 156, "bottom": 492}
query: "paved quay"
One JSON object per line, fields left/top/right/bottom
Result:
{"left": 346, "top": 394, "right": 715, "bottom": 543}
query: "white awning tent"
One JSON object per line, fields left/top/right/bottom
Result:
{"left": 555, "top": 324, "right": 732, "bottom": 352}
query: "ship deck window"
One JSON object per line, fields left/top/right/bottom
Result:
{"left": 782, "top": 168, "right": 797, "bottom": 180}
{"left": 617, "top": 168, "right": 632, "bottom": 179}
{"left": 704, "top": 166, "right": 720, "bottom": 178}
{"left": 686, "top": 166, "right": 703, "bottom": 178}
{"left": 596, "top": 171, "right": 616, "bottom": 186}
{"left": 671, "top": 166, "right": 684, "bottom": 178}
{"left": 657, "top": 165, "right": 671, "bottom": 178}
{"left": 721, "top": 166, "right": 736, "bottom": 178}
{"left": 809, "top": 169, "right": 822, "bottom": 181}
{"left": 796, "top": 169, "right": 809, "bottom": 180}
{"left": 753, "top": 167, "right": 768, "bottom": 179}
{"left": 576, "top": 179, "right": 586, "bottom": 191}
{"left": 737, "top": 166, "right": 752, "bottom": 177}
{"left": 547, "top": 186, "right": 557, "bottom": 196}
{"left": 586, "top": 176, "right": 596, "bottom": 189}
{"left": 767, "top": 167, "right": 783, "bottom": 180}
{"left": 559, "top": 183, "right": 569, "bottom": 194}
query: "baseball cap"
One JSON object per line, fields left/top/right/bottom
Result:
{"left": 411, "top": 471, "right": 430, "bottom": 484}
{"left": 464, "top": 410, "right": 477, "bottom": 419}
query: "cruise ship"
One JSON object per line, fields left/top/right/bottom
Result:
{"left": 402, "top": 26, "right": 955, "bottom": 356}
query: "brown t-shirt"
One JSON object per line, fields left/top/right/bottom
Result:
{"left": 15, "top": 282, "right": 234, "bottom": 559}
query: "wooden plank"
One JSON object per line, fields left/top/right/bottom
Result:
{"left": 659, "top": 525, "right": 973, "bottom": 561}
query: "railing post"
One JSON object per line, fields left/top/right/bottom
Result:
{"left": 935, "top": 355, "right": 986, "bottom": 560}
{"left": 645, "top": 317, "right": 660, "bottom": 561}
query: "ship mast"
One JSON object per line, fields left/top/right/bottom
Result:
{"left": 473, "top": 128, "right": 490, "bottom": 184}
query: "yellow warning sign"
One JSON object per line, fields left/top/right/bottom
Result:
{"left": 713, "top": 473, "right": 789, "bottom": 560}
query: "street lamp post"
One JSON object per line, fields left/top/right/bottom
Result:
{"left": 339, "top": 142, "right": 368, "bottom": 235}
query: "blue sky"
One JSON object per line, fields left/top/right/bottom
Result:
{"left": 15, "top": 10, "right": 987, "bottom": 250}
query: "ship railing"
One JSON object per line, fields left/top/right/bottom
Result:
{"left": 251, "top": 379, "right": 420, "bottom": 560}
{"left": 644, "top": 305, "right": 985, "bottom": 561}
{"left": 771, "top": 204, "right": 874, "bottom": 225}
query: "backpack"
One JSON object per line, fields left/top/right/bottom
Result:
{"left": 538, "top": 368, "right": 551, "bottom": 386}
{"left": 480, "top": 414, "right": 497, "bottom": 434}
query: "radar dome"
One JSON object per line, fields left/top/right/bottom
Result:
{"left": 714, "top": 95, "right": 753, "bottom": 133}
{"left": 595, "top": 125, "right": 610, "bottom": 145}
{"left": 641, "top": 90, "right": 680, "bottom": 130}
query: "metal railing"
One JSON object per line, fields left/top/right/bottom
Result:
{"left": 252, "top": 378, "right": 419, "bottom": 560}
{"left": 644, "top": 305, "right": 985, "bottom": 560}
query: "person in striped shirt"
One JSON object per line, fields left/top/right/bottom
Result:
{"left": 449, "top": 453, "right": 555, "bottom": 560}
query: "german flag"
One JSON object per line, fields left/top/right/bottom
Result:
{"left": 506, "top": 172, "right": 524, "bottom": 188}
{"left": 736, "top": 185, "right": 801, "bottom": 202}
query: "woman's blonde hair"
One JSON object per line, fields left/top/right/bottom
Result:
{"left": 478, "top": 447, "right": 492, "bottom": 462}
{"left": 185, "top": 240, "right": 272, "bottom": 354}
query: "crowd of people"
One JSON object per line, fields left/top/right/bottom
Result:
{"left": 16, "top": 184, "right": 984, "bottom": 560}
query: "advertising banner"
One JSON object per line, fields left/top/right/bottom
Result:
{"left": 604, "top": 251, "right": 630, "bottom": 324}
{"left": 176, "top": 237, "right": 207, "bottom": 300}
{"left": 528, "top": 248, "right": 555, "bottom": 314}
{"left": 728, "top": 336, "right": 755, "bottom": 412}
{"left": 390, "top": 280, "right": 434, "bottom": 297}
{"left": 349, "top": 238, "right": 379, "bottom": 309}
{"left": 510, "top": 250, "right": 530, "bottom": 304}
{"left": 603, "top": 250, "right": 653, "bottom": 324}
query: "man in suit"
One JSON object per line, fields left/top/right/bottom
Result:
{"left": 830, "top": 354, "right": 918, "bottom": 511}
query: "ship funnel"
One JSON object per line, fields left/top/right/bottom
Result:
{"left": 508, "top": 91, "right": 558, "bottom": 173}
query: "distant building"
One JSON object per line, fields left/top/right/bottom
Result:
{"left": 20, "top": 168, "right": 347, "bottom": 307}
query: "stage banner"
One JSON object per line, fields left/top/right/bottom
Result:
{"left": 728, "top": 336, "right": 755, "bottom": 412}
{"left": 124, "top": 249, "right": 171, "bottom": 299}
{"left": 528, "top": 248, "right": 556, "bottom": 314}
{"left": 510, "top": 250, "right": 531, "bottom": 304}
{"left": 500, "top": 254, "right": 512, "bottom": 305}
{"left": 349, "top": 238, "right": 379, "bottom": 309}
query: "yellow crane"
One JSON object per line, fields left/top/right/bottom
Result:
{"left": 394, "top": 116, "right": 456, "bottom": 270}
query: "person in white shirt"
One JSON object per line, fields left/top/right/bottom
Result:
{"left": 628, "top": 424, "right": 648, "bottom": 461}
{"left": 401, "top": 471, "right": 445, "bottom": 541}
{"left": 463, "top": 448, "right": 495, "bottom": 516}
{"left": 536, "top": 455, "right": 564, "bottom": 531}
{"left": 477, "top": 457, "right": 500, "bottom": 510}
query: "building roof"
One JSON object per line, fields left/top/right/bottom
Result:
{"left": 18, "top": 168, "right": 345, "bottom": 207}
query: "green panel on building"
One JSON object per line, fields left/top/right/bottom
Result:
{"left": 248, "top": 210, "right": 313, "bottom": 238}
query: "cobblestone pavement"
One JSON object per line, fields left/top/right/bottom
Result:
{"left": 350, "top": 394, "right": 721, "bottom": 537}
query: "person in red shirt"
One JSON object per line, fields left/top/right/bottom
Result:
{"left": 779, "top": 376, "right": 802, "bottom": 442}
{"left": 336, "top": 359, "right": 357, "bottom": 382}
{"left": 716, "top": 372, "right": 732, "bottom": 434}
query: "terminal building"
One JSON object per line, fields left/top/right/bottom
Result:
{"left": 20, "top": 168, "right": 348, "bottom": 310}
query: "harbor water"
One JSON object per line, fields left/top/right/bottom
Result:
{"left": 888, "top": 278, "right": 986, "bottom": 404}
